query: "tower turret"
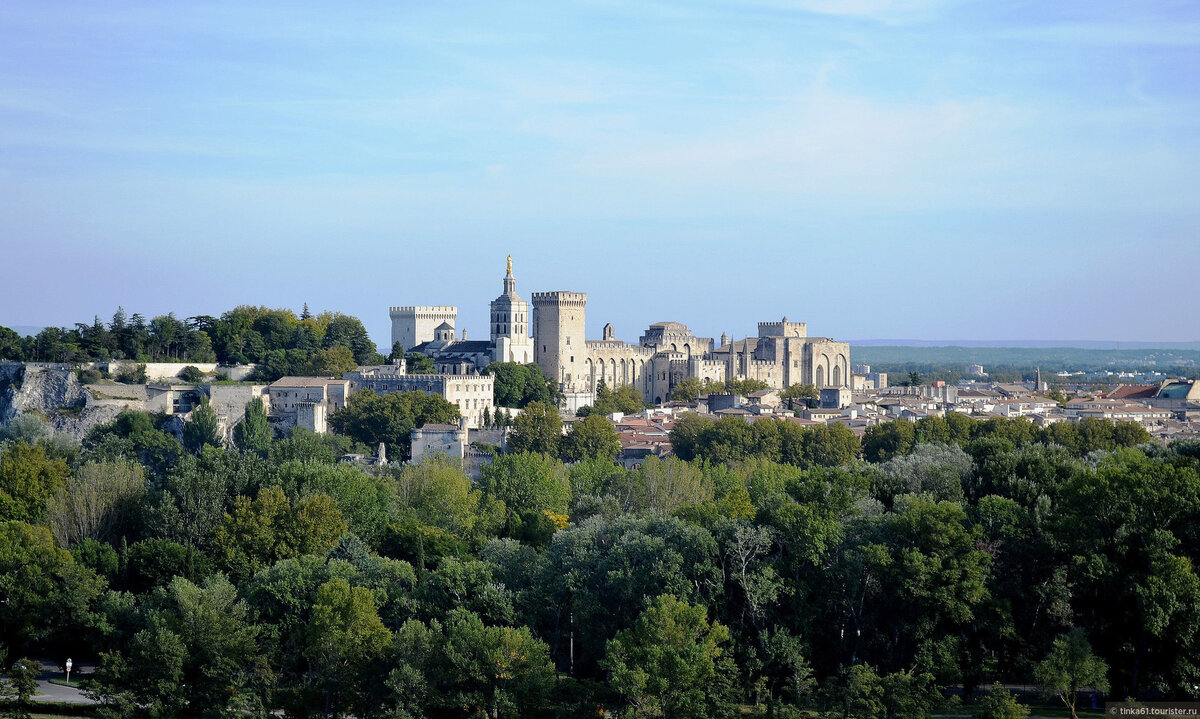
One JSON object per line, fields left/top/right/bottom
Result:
{"left": 490, "top": 255, "right": 533, "bottom": 363}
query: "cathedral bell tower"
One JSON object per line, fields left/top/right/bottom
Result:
{"left": 490, "top": 255, "right": 533, "bottom": 364}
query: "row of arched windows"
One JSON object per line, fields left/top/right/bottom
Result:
{"left": 585, "top": 356, "right": 650, "bottom": 390}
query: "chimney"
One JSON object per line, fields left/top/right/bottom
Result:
{"left": 462, "top": 329, "right": 468, "bottom": 341}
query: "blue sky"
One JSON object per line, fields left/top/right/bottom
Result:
{"left": 1, "top": 0, "right": 1197, "bottom": 347}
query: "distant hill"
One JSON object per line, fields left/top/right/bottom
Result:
{"left": 850, "top": 344, "right": 1200, "bottom": 372}
{"left": 851, "top": 339, "right": 1200, "bottom": 350}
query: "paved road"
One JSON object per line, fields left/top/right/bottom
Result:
{"left": 30, "top": 660, "right": 96, "bottom": 705}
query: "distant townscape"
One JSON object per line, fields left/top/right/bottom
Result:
{"left": 1, "top": 256, "right": 1198, "bottom": 466}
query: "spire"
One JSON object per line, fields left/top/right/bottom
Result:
{"left": 502, "top": 255, "right": 516, "bottom": 295}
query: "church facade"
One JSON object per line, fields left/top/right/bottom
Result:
{"left": 392, "top": 257, "right": 850, "bottom": 406}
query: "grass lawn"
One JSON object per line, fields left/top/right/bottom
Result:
{"left": 46, "top": 678, "right": 87, "bottom": 688}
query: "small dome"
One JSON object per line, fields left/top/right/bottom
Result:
{"left": 435, "top": 321, "right": 454, "bottom": 331}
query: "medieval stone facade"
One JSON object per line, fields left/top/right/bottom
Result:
{"left": 393, "top": 256, "right": 851, "bottom": 407}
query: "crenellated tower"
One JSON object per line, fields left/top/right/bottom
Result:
{"left": 531, "top": 290, "right": 587, "bottom": 390}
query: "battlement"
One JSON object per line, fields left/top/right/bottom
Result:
{"left": 530, "top": 291, "right": 587, "bottom": 305}
{"left": 757, "top": 318, "right": 807, "bottom": 338}
{"left": 389, "top": 305, "right": 457, "bottom": 314}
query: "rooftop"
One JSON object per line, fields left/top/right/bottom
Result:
{"left": 271, "top": 377, "right": 351, "bottom": 387}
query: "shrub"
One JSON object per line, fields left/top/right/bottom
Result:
{"left": 115, "top": 363, "right": 147, "bottom": 384}
{"left": 178, "top": 365, "right": 206, "bottom": 383}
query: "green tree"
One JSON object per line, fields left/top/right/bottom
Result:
{"left": 122, "top": 538, "right": 214, "bottom": 593}
{"left": 46, "top": 459, "right": 146, "bottom": 549}
{"left": 0, "top": 326, "right": 25, "bottom": 360}
{"left": 855, "top": 495, "right": 991, "bottom": 680}
{"left": 484, "top": 362, "right": 561, "bottom": 408}
{"left": 304, "top": 345, "right": 358, "bottom": 377}
{"left": 585, "top": 384, "right": 647, "bottom": 416}
{"left": 724, "top": 378, "right": 769, "bottom": 395}
{"left": 438, "top": 609, "right": 557, "bottom": 719}
{"left": 602, "top": 594, "right": 734, "bottom": 719}
{"left": 636, "top": 456, "right": 711, "bottom": 516}
{"left": 0, "top": 521, "right": 106, "bottom": 655}
{"left": 0, "top": 442, "right": 69, "bottom": 523}
{"left": 2, "top": 657, "right": 41, "bottom": 719}
{"left": 670, "top": 376, "right": 706, "bottom": 403}
{"left": 979, "top": 683, "right": 1030, "bottom": 719}
{"left": 669, "top": 413, "right": 715, "bottom": 461}
{"left": 84, "top": 410, "right": 183, "bottom": 478}
{"left": 802, "top": 422, "right": 862, "bottom": 468}
{"left": 322, "top": 314, "right": 377, "bottom": 364}
{"left": 403, "top": 352, "right": 435, "bottom": 374}
{"left": 480, "top": 452, "right": 570, "bottom": 517}
{"left": 232, "top": 398, "right": 272, "bottom": 456}
{"left": 395, "top": 453, "right": 496, "bottom": 538}
{"left": 306, "top": 577, "right": 392, "bottom": 718}
{"left": 214, "top": 487, "right": 347, "bottom": 580}
{"left": 508, "top": 401, "right": 562, "bottom": 456}
{"left": 560, "top": 415, "right": 621, "bottom": 463}
{"left": 833, "top": 664, "right": 884, "bottom": 719}
{"left": 780, "top": 383, "right": 819, "bottom": 408}
{"left": 1054, "top": 448, "right": 1200, "bottom": 696}
{"left": 1034, "top": 629, "right": 1108, "bottom": 719}
{"left": 271, "top": 460, "right": 399, "bottom": 546}
{"left": 690, "top": 416, "right": 760, "bottom": 464}
{"left": 91, "top": 575, "right": 267, "bottom": 719}
{"left": 178, "top": 365, "right": 205, "bottom": 383}
{"left": 824, "top": 664, "right": 943, "bottom": 719}
{"left": 862, "top": 420, "right": 916, "bottom": 462}
{"left": 329, "top": 389, "right": 459, "bottom": 461}
{"left": 181, "top": 397, "right": 221, "bottom": 454}
{"left": 145, "top": 446, "right": 269, "bottom": 550}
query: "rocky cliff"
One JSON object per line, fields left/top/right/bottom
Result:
{"left": 0, "top": 363, "right": 127, "bottom": 439}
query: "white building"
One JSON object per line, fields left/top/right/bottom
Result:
{"left": 345, "top": 363, "right": 495, "bottom": 429}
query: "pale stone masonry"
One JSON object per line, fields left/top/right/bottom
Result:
{"left": 491, "top": 255, "right": 534, "bottom": 364}
{"left": 389, "top": 306, "right": 457, "bottom": 352}
{"left": 267, "top": 377, "right": 351, "bottom": 434}
{"left": 394, "top": 256, "right": 852, "bottom": 407}
{"left": 531, "top": 290, "right": 588, "bottom": 390}
{"left": 345, "top": 363, "right": 494, "bottom": 429}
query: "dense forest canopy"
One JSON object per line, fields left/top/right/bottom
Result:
{"left": 0, "top": 404, "right": 1195, "bottom": 718}
{"left": 0, "top": 306, "right": 383, "bottom": 382}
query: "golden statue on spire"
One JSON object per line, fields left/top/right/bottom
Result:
{"left": 506, "top": 254, "right": 513, "bottom": 275}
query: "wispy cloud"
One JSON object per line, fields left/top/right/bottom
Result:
{"left": 729, "top": 0, "right": 958, "bottom": 23}
{"left": 1003, "top": 21, "right": 1200, "bottom": 46}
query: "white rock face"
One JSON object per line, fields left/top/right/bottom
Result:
{"left": 0, "top": 364, "right": 128, "bottom": 439}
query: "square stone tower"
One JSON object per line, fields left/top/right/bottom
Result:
{"left": 531, "top": 291, "right": 587, "bottom": 390}
{"left": 389, "top": 306, "right": 457, "bottom": 352}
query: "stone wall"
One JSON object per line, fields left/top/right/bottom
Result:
{"left": 103, "top": 361, "right": 219, "bottom": 381}
{"left": 389, "top": 306, "right": 457, "bottom": 352}
{"left": 208, "top": 384, "right": 270, "bottom": 440}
